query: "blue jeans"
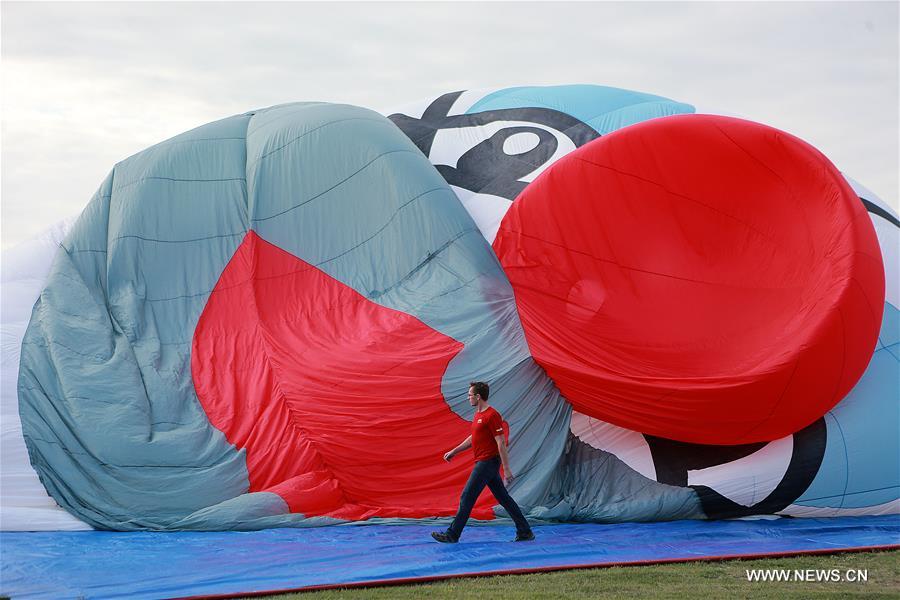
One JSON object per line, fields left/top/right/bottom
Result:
{"left": 447, "top": 456, "right": 532, "bottom": 539}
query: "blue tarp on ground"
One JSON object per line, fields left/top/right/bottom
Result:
{"left": 2, "top": 516, "right": 898, "bottom": 599}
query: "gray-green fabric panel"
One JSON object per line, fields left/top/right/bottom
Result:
{"left": 18, "top": 115, "right": 259, "bottom": 530}
{"left": 524, "top": 436, "right": 703, "bottom": 522}
{"left": 18, "top": 101, "right": 697, "bottom": 531}
{"left": 247, "top": 103, "right": 573, "bottom": 514}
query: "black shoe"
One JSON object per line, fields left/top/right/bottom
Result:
{"left": 431, "top": 531, "right": 458, "bottom": 543}
{"left": 514, "top": 530, "right": 535, "bottom": 542}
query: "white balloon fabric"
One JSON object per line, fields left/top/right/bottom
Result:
{"left": 2, "top": 217, "right": 90, "bottom": 530}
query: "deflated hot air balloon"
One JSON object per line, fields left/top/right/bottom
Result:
{"left": 3, "top": 85, "right": 896, "bottom": 532}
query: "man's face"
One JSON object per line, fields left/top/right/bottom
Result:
{"left": 467, "top": 387, "right": 478, "bottom": 406}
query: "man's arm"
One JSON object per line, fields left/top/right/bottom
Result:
{"left": 444, "top": 435, "right": 472, "bottom": 461}
{"left": 495, "top": 435, "right": 513, "bottom": 485}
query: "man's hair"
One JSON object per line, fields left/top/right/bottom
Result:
{"left": 469, "top": 381, "right": 490, "bottom": 401}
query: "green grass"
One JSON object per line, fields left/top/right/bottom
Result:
{"left": 257, "top": 549, "right": 899, "bottom": 599}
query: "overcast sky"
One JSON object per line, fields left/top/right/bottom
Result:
{"left": 2, "top": 1, "right": 897, "bottom": 249}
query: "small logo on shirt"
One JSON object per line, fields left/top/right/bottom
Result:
{"left": 477, "top": 419, "right": 483, "bottom": 423}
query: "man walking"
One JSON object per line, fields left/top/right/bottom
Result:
{"left": 431, "top": 381, "right": 535, "bottom": 543}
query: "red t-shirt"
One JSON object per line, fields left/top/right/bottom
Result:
{"left": 471, "top": 406, "right": 505, "bottom": 461}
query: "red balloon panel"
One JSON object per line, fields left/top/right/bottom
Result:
{"left": 192, "top": 231, "right": 497, "bottom": 520}
{"left": 493, "top": 114, "right": 884, "bottom": 445}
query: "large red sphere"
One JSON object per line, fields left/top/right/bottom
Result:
{"left": 493, "top": 114, "right": 884, "bottom": 445}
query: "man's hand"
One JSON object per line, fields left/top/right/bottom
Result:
{"left": 443, "top": 451, "right": 454, "bottom": 462}
{"left": 503, "top": 472, "right": 515, "bottom": 486}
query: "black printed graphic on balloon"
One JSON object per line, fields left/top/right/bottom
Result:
{"left": 644, "top": 418, "right": 827, "bottom": 519}
{"left": 389, "top": 91, "right": 601, "bottom": 200}
{"left": 860, "top": 197, "right": 900, "bottom": 227}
